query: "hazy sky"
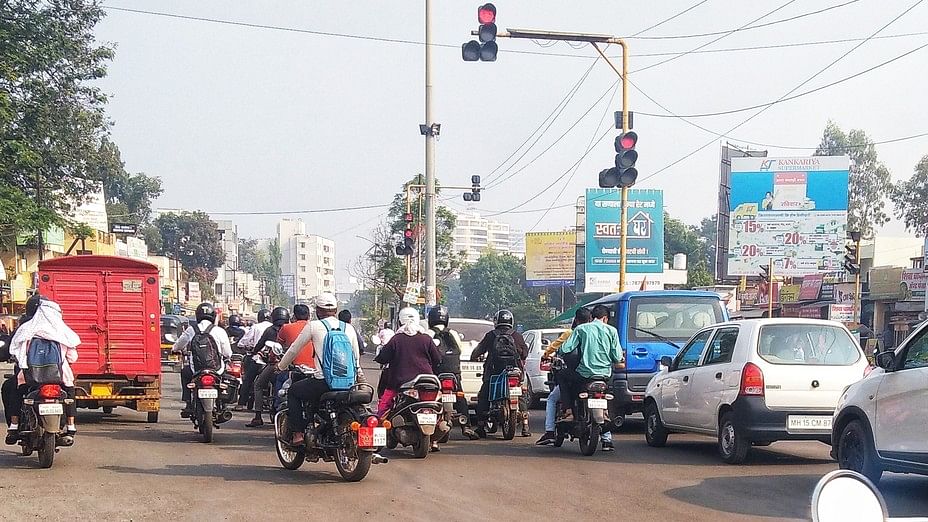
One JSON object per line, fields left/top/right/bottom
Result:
{"left": 93, "top": 1, "right": 928, "bottom": 288}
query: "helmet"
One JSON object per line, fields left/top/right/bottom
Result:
{"left": 228, "top": 314, "right": 242, "bottom": 327}
{"left": 271, "top": 306, "right": 291, "bottom": 326}
{"left": 25, "top": 293, "right": 44, "bottom": 318}
{"left": 195, "top": 302, "right": 217, "bottom": 323}
{"left": 428, "top": 305, "right": 449, "bottom": 329}
{"left": 494, "top": 309, "right": 514, "bottom": 328}
{"left": 398, "top": 307, "right": 420, "bottom": 327}
{"left": 257, "top": 309, "right": 271, "bottom": 323}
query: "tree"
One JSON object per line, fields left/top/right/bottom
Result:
{"left": 152, "top": 212, "right": 224, "bottom": 283}
{"left": 98, "top": 138, "right": 163, "bottom": 227}
{"left": 460, "top": 252, "right": 551, "bottom": 328}
{"left": 386, "top": 175, "right": 461, "bottom": 280}
{"left": 815, "top": 122, "right": 892, "bottom": 238}
{"left": 698, "top": 214, "right": 718, "bottom": 271}
{"left": 892, "top": 155, "right": 928, "bottom": 236}
{"left": 1, "top": 1, "right": 115, "bottom": 238}
{"left": 238, "top": 237, "right": 289, "bottom": 306}
{"left": 664, "top": 212, "right": 715, "bottom": 288}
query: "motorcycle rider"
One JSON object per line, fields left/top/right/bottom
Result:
{"left": 554, "top": 304, "right": 624, "bottom": 451}
{"left": 235, "top": 308, "right": 271, "bottom": 412}
{"left": 338, "top": 309, "right": 367, "bottom": 355}
{"left": 246, "top": 306, "right": 291, "bottom": 427}
{"left": 225, "top": 314, "right": 247, "bottom": 352}
{"left": 276, "top": 293, "right": 364, "bottom": 446}
{"left": 172, "top": 302, "right": 233, "bottom": 417}
{"left": 470, "top": 310, "right": 530, "bottom": 438}
{"left": 426, "top": 305, "right": 479, "bottom": 441}
{"left": 2, "top": 294, "right": 41, "bottom": 436}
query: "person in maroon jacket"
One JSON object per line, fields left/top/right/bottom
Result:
{"left": 374, "top": 307, "right": 442, "bottom": 418}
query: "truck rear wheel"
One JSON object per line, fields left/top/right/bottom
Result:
{"left": 147, "top": 411, "right": 159, "bottom": 423}
{"left": 102, "top": 406, "right": 114, "bottom": 415}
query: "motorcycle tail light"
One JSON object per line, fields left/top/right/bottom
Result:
{"left": 38, "top": 384, "right": 62, "bottom": 399}
{"left": 507, "top": 376, "right": 520, "bottom": 387}
{"left": 440, "top": 379, "right": 455, "bottom": 391}
{"left": 403, "top": 389, "right": 419, "bottom": 399}
{"left": 365, "top": 416, "right": 379, "bottom": 428}
{"left": 540, "top": 359, "right": 551, "bottom": 372}
{"left": 578, "top": 392, "right": 589, "bottom": 399}
{"left": 419, "top": 390, "right": 439, "bottom": 402}
{"left": 593, "top": 392, "right": 604, "bottom": 399}
{"left": 200, "top": 374, "right": 217, "bottom": 387}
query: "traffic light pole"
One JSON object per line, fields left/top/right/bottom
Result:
{"left": 768, "top": 259, "right": 775, "bottom": 319}
{"left": 854, "top": 236, "right": 862, "bottom": 323}
{"left": 424, "top": 0, "right": 438, "bottom": 308}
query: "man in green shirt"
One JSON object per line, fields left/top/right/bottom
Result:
{"left": 557, "top": 304, "right": 624, "bottom": 416}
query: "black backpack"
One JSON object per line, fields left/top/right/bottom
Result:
{"left": 434, "top": 329, "right": 461, "bottom": 375}
{"left": 492, "top": 327, "right": 520, "bottom": 368}
{"left": 190, "top": 324, "right": 221, "bottom": 371}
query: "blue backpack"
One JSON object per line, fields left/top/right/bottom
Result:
{"left": 26, "top": 337, "right": 64, "bottom": 385}
{"left": 320, "top": 320, "right": 356, "bottom": 390}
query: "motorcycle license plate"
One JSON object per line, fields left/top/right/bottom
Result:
{"left": 442, "top": 394, "right": 456, "bottom": 403}
{"left": 416, "top": 413, "right": 437, "bottom": 425}
{"left": 358, "top": 426, "right": 387, "bottom": 448}
{"left": 587, "top": 398, "right": 608, "bottom": 409}
{"left": 198, "top": 389, "right": 219, "bottom": 399}
{"left": 38, "top": 403, "right": 63, "bottom": 415}
{"left": 509, "top": 387, "right": 522, "bottom": 397}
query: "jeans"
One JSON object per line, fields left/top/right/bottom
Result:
{"left": 238, "top": 357, "right": 260, "bottom": 407}
{"left": 287, "top": 377, "right": 330, "bottom": 432}
{"left": 181, "top": 366, "right": 193, "bottom": 404}
{"left": 545, "top": 383, "right": 611, "bottom": 443}
{"left": 252, "top": 364, "right": 277, "bottom": 420}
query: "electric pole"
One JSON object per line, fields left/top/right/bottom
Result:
{"left": 423, "top": 0, "right": 438, "bottom": 307}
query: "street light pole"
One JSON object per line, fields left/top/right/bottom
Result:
{"left": 424, "top": 0, "right": 438, "bottom": 307}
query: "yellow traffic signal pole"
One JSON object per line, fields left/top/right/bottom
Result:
{"left": 768, "top": 259, "right": 775, "bottom": 319}
{"left": 854, "top": 236, "right": 862, "bottom": 323}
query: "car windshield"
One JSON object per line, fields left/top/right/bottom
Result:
{"left": 628, "top": 297, "right": 725, "bottom": 343}
{"left": 449, "top": 321, "right": 493, "bottom": 344}
{"left": 758, "top": 324, "right": 861, "bottom": 365}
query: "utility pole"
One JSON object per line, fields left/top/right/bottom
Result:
{"left": 423, "top": 0, "right": 438, "bottom": 307}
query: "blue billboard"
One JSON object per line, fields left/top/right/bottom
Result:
{"left": 585, "top": 188, "right": 664, "bottom": 292}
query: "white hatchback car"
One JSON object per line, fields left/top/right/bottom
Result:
{"left": 644, "top": 318, "right": 868, "bottom": 464}
{"left": 832, "top": 319, "right": 928, "bottom": 483}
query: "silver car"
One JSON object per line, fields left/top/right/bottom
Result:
{"left": 522, "top": 328, "right": 567, "bottom": 408}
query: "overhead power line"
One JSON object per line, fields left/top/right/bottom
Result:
{"left": 629, "top": 0, "right": 712, "bottom": 37}
{"left": 158, "top": 203, "right": 390, "bottom": 216}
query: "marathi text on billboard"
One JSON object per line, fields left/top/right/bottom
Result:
{"left": 525, "top": 232, "right": 576, "bottom": 287}
{"left": 726, "top": 156, "right": 849, "bottom": 277}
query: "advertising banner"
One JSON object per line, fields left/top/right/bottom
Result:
{"left": 524, "top": 232, "right": 576, "bottom": 287}
{"left": 727, "top": 156, "right": 849, "bottom": 277}
{"left": 829, "top": 303, "right": 855, "bottom": 324}
{"left": 799, "top": 274, "right": 824, "bottom": 300}
{"left": 585, "top": 188, "right": 664, "bottom": 292}
{"left": 901, "top": 268, "right": 928, "bottom": 301}
{"left": 779, "top": 284, "right": 801, "bottom": 304}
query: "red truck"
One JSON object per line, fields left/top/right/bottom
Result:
{"left": 37, "top": 255, "right": 162, "bottom": 422}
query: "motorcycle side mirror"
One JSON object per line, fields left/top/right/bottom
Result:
{"left": 811, "top": 470, "right": 887, "bottom": 522}
{"left": 541, "top": 339, "right": 551, "bottom": 348}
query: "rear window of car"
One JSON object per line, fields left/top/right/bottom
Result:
{"left": 449, "top": 321, "right": 493, "bottom": 344}
{"left": 757, "top": 324, "right": 861, "bottom": 365}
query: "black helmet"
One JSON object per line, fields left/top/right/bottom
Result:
{"left": 25, "top": 293, "right": 44, "bottom": 319}
{"left": 428, "top": 305, "right": 449, "bottom": 329}
{"left": 495, "top": 309, "right": 514, "bottom": 328}
{"left": 271, "top": 306, "right": 291, "bottom": 326}
{"left": 228, "top": 314, "right": 242, "bottom": 327}
{"left": 257, "top": 309, "right": 271, "bottom": 323}
{"left": 195, "top": 302, "right": 216, "bottom": 323}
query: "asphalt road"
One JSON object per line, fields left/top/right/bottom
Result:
{"left": 2, "top": 358, "right": 927, "bottom": 522}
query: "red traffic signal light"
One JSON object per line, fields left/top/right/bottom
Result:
{"left": 404, "top": 228, "right": 413, "bottom": 239}
{"left": 613, "top": 131, "right": 638, "bottom": 188}
{"left": 617, "top": 131, "right": 638, "bottom": 150}
{"left": 478, "top": 3, "right": 496, "bottom": 24}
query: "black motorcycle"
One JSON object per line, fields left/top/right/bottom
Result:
{"left": 185, "top": 368, "right": 233, "bottom": 443}
{"left": 383, "top": 374, "right": 445, "bottom": 458}
{"left": 437, "top": 372, "right": 469, "bottom": 443}
{"left": 483, "top": 366, "right": 524, "bottom": 441}
{"left": 274, "top": 366, "right": 387, "bottom": 482}
{"left": 548, "top": 357, "right": 612, "bottom": 456}
{"left": 16, "top": 382, "right": 72, "bottom": 468}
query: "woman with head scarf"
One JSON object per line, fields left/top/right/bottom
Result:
{"left": 373, "top": 308, "right": 442, "bottom": 420}
{"left": 5, "top": 296, "right": 81, "bottom": 446}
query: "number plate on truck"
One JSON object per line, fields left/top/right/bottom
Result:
{"left": 38, "top": 403, "right": 63, "bottom": 415}
{"left": 787, "top": 415, "right": 832, "bottom": 431}
{"left": 90, "top": 383, "right": 113, "bottom": 397}
{"left": 198, "top": 389, "right": 218, "bottom": 399}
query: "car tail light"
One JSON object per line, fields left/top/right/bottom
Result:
{"left": 739, "top": 362, "right": 764, "bottom": 397}
{"left": 507, "top": 376, "right": 520, "bottom": 387}
{"left": 419, "top": 389, "right": 439, "bottom": 402}
{"left": 38, "top": 384, "right": 61, "bottom": 399}
{"left": 365, "top": 416, "right": 379, "bottom": 428}
{"left": 440, "top": 379, "right": 455, "bottom": 391}
{"left": 200, "top": 374, "right": 216, "bottom": 387}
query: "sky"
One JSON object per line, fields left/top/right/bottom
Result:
{"left": 91, "top": 0, "right": 928, "bottom": 289}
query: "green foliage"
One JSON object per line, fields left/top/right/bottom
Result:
{"left": 892, "top": 155, "right": 928, "bottom": 237}
{"left": 238, "top": 238, "right": 289, "bottom": 307}
{"left": 0, "top": 184, "right": 57, "bottom": 249}
{"left": 99, "top": 138, "right": 163, "bottom": 226}
{"left": 0, "top": 1, "right": 115, "bottom": 233}
{"left": 459, "top": 251, "right": 551, "bottom": 328}
{"left": 153, "top": 212, "right": 224, "bottom": 281}
{"left": 386, "top": 175, "right": 461, "bottom": 280}
{"left": 664, "top": 212, "right": 717, "bottom": 288}
{"left": 815, "top": 122, "right": 892, "bottom": 238}
{"left": 68, "top": 222, "right": 95, "bottom": 241}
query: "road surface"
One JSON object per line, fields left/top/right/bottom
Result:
{"left": 2, "top": 358, "right": 927, "bottom": 521}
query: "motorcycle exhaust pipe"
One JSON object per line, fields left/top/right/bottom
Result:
{"left": 218, "top": 410, "right": 233, "bottom": 423}
{"left": 458, "top": 415, "right": 469, "bottom": 426}
{"left": 372, "top": 453, "right": 389, "bottom": 464}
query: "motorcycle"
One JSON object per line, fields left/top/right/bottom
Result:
{"left": 17, "top": 382, "right": 72, "bottom": 468}
{"left": 548, "top": 357, "right": 612, "bottom": 456}
{"left": 221, "top": 354, "right": 244, "bottom": 405}
{"left": 483, "top": 366, "right": 524, "bottom": 441}
{"left": 436, "top": 372, "right": 468, "bottom": 443}
{"left": 185, "top": 364, "right": 233, "bottom": 443}
{"left": 274, "top": 366, "right": 387, "bottom": 482}
{"left": 383, "top": 374, "right": 446, "bottom": 458}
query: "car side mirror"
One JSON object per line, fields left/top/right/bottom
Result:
{"left": 875, "top": 350, "right": 895, "bottom": 371}
{"left": 811, "top": 470, "right": 886, "bottom": 522}
{"left": 541, "top": 339, "right": 550, "bottom": 348}
{"left": 660, "top": 356, "right": 674, "bottom": 369}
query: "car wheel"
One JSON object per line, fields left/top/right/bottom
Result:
{"left": 718, "top": 412, "right": 750, "bottom": 464}
{"left": 644, "top": 402, "right": 668, "bottom": 447}
{"left": 837, "top": 420, "right": 883, "bottom": 484}
{"left": 526, "top": 380, "right": 541, "bottom": 410}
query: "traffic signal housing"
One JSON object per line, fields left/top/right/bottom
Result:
{"left": 614, "top": 131, "right": 638, "bottom": 188}
{"left": 844, "top": 243, "right": 860, "bottom": 275}
{"left": 463, "top": 175, "right": 481, "bottom": 202}
{"left": 463, "top": 4, "right": 497, "bottom": 62}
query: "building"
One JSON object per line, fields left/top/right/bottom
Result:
{"left": 213, "top": 219, "right": 240, "bottom": 305}
{"left": 277, "top": 218, "right": 336, "bottom": 302}
{"left": 451, "top": 211, "right": 516, "bottom": 264}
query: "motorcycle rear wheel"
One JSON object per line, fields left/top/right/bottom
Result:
{"left": 335, "top": 433, "right": 372, "bottom": 482}
{"left": 501, "top": 407, "right": 517, "bottom": 441}
{"left": 579, "top": 424, "right": 600, "bottom": 456}
{"left": 200, "top": 415, "right": 213, "bottom": 443}
{"left": 413, "top": 434, "right": 430, "bottom": 459}
{"left": 37, "top": 432, "right": 55, "bottom": 468}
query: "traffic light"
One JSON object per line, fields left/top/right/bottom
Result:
{"left": 463, "top": 175, "right": 481, "bottom": 202}
{"left": 462, "top": 3, "right": 497, "bottom": 62}
{"left": 614, "top": 131, "right": 638, "bottom": 187}
{"left": 844, "top": 243, "right": 860, "bottom": 275}
{"left": 396, "top": 228, "right": 414, "bottom": 256}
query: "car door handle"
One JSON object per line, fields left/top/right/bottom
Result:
{"left": 682, "top": 376, "right": 689, "bottom": 383}
{"left": 633, "top": 348, "right": 649, "bottom": 357}
{"left": 715, "top": 372, "right": 723, "bottom": 380}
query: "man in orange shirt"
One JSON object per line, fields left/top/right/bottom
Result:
{"left": 279, "top": 304, "right": 314, "bottom": 366}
